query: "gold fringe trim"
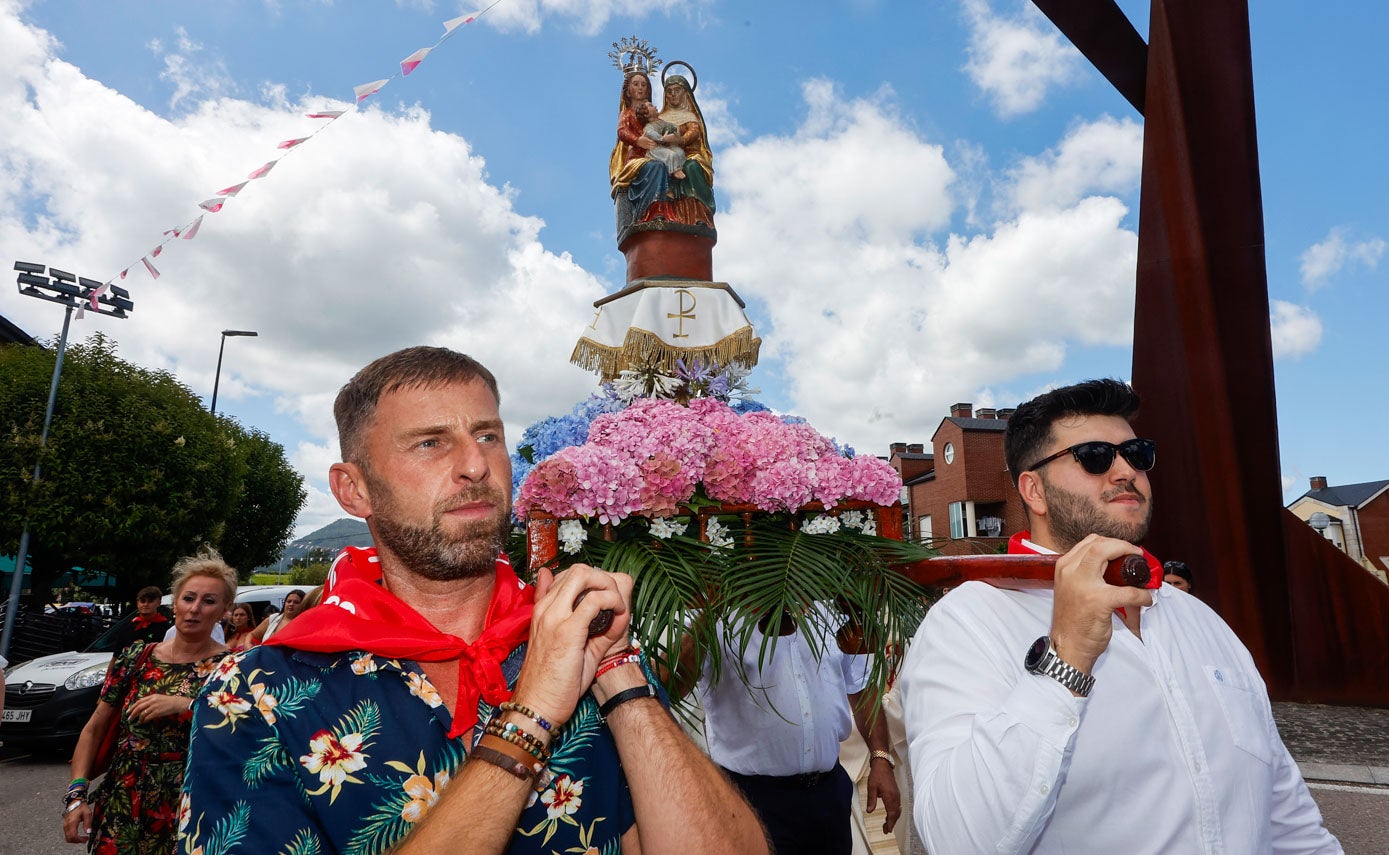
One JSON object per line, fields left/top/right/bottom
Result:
{"left": 571, "top": 326, "right": 762, "bottom": 381}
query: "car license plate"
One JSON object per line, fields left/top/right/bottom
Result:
{"left": 1, "top": 708, "right": 32, "bottom": 723}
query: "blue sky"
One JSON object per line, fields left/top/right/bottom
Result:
{"left": 1, "top": 0, "right": 1383, "bottom": 536}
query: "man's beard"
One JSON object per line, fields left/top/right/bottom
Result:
{"left": 369, "top": 480, "right": 511, "bottom": 582}
{"left": 1043, "top": 478, "right": 1152, "bottom": 552}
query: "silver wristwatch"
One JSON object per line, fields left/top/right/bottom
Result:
{"left": 1024, "top": 636, "right": 1095, "bottom": 698}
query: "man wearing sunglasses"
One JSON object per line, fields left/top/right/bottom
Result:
{"left": 898, "top": 379, "right": 1339, "bottom": 854}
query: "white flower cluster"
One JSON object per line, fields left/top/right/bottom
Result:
{"left": 838, "top": 510, "right": 877, "bottom": 536}
{"left": 648, "top": 516, "right": 689, "bottom": 540}
{"left": 558, "top": 519, "right": 588, "bottom": 554}
{"left": 612, "top": 367, "right": 681, "bottom": 403}
{"left": 705, "top": 516, "right": 734, "bottom": 549}
{"left": 801, "top": 514, "right": 843, "bottom": 535}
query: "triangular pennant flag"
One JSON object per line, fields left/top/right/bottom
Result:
{"left": 182, "top": 216, "right": 204, "bottom": 240}
{"left": 354, "top": 79, "right": 389, "bottom": 102}
{"left": 277, "top": 137, "right": 309, "bottom": 150}
{"left": 199, "top": 198, "right": 225, "bottom": 213}
{"left": 88, "top": 291, "right": 99, "bottom": 310}
{"left": 218, "top": 182, "right": 249, "bottom": 197}
{"left": 120, "top": 269, "right": 128, "bottom": 280}
{"left": 141, "top": 257, "right": 160, "bottom": 279}
{"left": 307, "top": 110, "right": 345, "bottom": 119}
{"left": 152, "top": 246, "right": 163, "bottom": 258}
{"left": 401, "top": 47, "right": 431, "bottom": 76}
{"left": 74, "top": 304, "right": 85, "bottom": 320}
{"left": 443, "top": 12, "right": 478, "bottom": 33}
{"left": 163, "top": 228, "right": 181, "bottom": 238}
{"left": 247, "top": 161, "right": 277, "bottom": 180}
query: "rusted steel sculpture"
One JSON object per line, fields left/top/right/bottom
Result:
{"left": 1032, "top": 0, "right": 1389, "bottom": 703}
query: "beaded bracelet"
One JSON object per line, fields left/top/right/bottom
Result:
{"left": 596, "top": 641, "right": 641, "bottom": 670}
{"left": 595, "top": 652, "right": 643, "bottom": 681}
{"left": 486, "top": 713, "right": 549, "bottom": 750}
{"left": 487, "top": 720, "right": 549, "bottom": 756}
{"left": 68, "top": 777, "right": 89, "bottom": 790}
{"left": 498, "top": 700, "right": 553, "bottom": 733}
{"left": 484, "top": 723, "right": 550, "bottom": 763}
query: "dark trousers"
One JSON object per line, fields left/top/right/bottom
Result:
{"left": 722, "top": 764, "right": 853, "bottom": 855}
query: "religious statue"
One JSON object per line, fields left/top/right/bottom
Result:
{"left": 608, "top": 38, "right": 716, "bottom": 246}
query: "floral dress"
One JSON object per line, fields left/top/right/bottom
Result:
{"left": 89, "top": 641, "right": 223, "bottom": 855}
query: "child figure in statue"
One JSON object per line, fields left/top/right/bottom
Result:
{"left": 636, "top": 100, "right": 686, "bottom": 180}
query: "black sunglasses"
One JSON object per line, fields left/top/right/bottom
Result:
{"left": 1024, "top": 438, "right": 1156, "bottom": 476}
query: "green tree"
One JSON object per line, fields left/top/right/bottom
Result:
{"left": 0, "top": 334, "right": 302, "bottom": 605}
{"left": 215, "top": 423, "right": 307, "bottom": 581}
{"left": 289, "top": 562, "right": 330, "bottom": 587}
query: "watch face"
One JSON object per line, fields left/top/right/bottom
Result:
{"left": 1025, "top": 636, "right": 1050, "bottom": 671}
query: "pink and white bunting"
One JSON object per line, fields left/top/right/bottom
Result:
{"left": 353, "top": 79, "right": 389, "bottom": 102}
{"left": 401, "top": 48, "right": 431, "bottom": 76}
{"left": 443, "top": 12, "right": 480, "bottom": 34}
{"left": 98, "top": 0, "right": 502, "bottom": 297}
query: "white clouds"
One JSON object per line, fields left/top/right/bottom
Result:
{"left": 1299, "top": 227, "right": 1385, "bottom": 290}
{"left": 960, "top": 0, "right": 1082, "bottom": 118}
{"left": 149, "top": 26, "right": 235, "bottom": 110}
{"left": 1, "top": 8, "right": 603, "bottom": 527}
{"left": 1005, "top": 115, "right": 1142, "bottom": 213}
{"left": 1269, "top": 300, "right": 1322, "bottom": 359}
{"left": 485, "top": 0, "right": 702, "bottom": 35}
{"left": 717, "top": 85, "right": 1138, "bottom": 453}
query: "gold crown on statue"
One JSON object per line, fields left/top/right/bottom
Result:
{"left": 609, "top": 36, "right": 662, "bottom": 77}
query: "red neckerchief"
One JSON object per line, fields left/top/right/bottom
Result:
{"left": 265, "top": 546, "right": 534, "bottom": 736}
{"left": 132, "top": 613, "right": 168, "bottom": 630}
{"left": 1009, "top": 530, "right": 1163, "bottom": 620}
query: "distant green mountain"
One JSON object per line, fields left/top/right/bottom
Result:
{"left": 271, "top": 518, "right": 372, "bottom": 569}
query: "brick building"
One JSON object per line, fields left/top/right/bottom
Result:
{"left": 888, "top": 403, "right": 1027, "bottom": 554}
{"left": 1287, "top": 476, "right": 1389, "bottom": 584}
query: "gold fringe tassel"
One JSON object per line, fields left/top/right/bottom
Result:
{"left": 570, "top": 326, "right": 762, "bottom": 381}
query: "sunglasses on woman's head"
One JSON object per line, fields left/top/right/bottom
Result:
{"left": 1024, "top": 438, "right": 1157, "bottom": 476}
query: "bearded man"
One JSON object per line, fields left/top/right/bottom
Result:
{"left": 178, "top": 347, "right": 766, "bottom": 855}
{"left": 898, "top": 379, "right": 1340, "bottom": 854}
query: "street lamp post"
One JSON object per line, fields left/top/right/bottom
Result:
{"left": 209, "top": 329, "right": 258, "bottom": 415}
{"left": 2, "top": 262, "right": 133, "bottom": 659}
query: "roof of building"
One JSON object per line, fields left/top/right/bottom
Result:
{"left": 0, "top": 313, "right": 40, "bottom": 346}
{"left": 891, "top": 452, "right": 934, "bottom": 461}
{"left": 945, "top": 417, "right": 1008, "bottom": 432}
{"left": 905, "top": 470, "right": 936, "bottom": 487}
{"left": 1293, "top": 479, "right": 1389, "bottom": 509}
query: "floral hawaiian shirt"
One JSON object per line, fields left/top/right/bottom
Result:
{"left": 177, "top": 643, "right": 641, "bottom": 855}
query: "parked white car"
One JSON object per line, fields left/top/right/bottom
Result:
{"left": 1, "top": 585, "right": 304, "bottom": 750}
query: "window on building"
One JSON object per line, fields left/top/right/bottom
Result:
{"left": 949, "top": 502, "right": 965, "bottom": 539}
{"left": 918, "top": 515, "right": 932, "bottom": 541}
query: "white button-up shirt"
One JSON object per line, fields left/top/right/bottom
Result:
{"left": 899, "top": 580, "right": 1341, "bottom": 854}
{"left": 698, "top": 608, "right": 870, "bottom": 777}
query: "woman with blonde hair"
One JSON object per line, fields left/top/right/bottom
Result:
{"left": 63, "top": 548, "right": 233, "bottom": 854}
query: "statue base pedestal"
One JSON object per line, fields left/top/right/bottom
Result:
{"left": 619, "top": 224, "right": 716, "bottom": 283}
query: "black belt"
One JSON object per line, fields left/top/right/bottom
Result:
{"left": 723, "top": 766, "right": 837, "bottom": 789}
